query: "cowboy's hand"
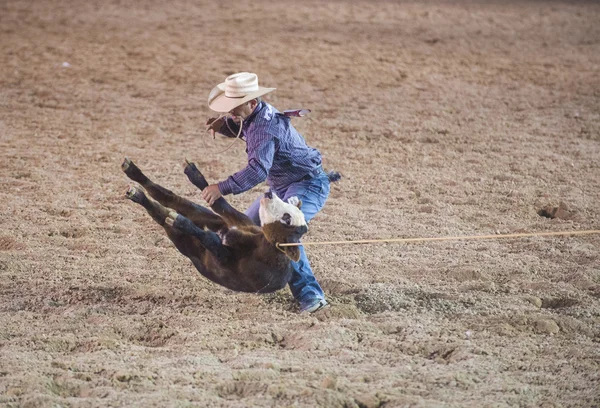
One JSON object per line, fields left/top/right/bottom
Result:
{"left": 206, "top": 117, "right": 225, "bottom": 137}
{"left": 201, "top": 184, "right": 222, "bottom": 206}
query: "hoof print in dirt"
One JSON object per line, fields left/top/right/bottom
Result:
{"left": 541, "top": 297, "right": 579, "bottom": 309}
{"left": 537, "top": 202, "right": 575, "bottom": 220}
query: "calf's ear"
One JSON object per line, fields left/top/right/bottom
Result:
{"left": 287, "top": 196, "right": 302, "bottom": 210}
{"left": 282, "top": 246, "right": 301, "bottom": 262}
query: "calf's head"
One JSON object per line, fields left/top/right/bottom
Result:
{"left": 259, "top": 192, "right": 307, "bottom": 262}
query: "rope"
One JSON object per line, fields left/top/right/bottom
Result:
{"left": 276, "top": 229, "right": 600, "bottom": 249}
{"left": 202, "top": 107, "right": 307, "bottom": 155}
{"left": 202, "top": 114, "right": 244, "bottom": 155}
{"left": 203, "top": 107, "right": 308, "bottom": 155}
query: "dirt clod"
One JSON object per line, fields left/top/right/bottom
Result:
{"left": 537, "top": 202, "right": 575, "bottom": 220}
{"left": 533, "top": 318, "right": 561, "bottom": 335}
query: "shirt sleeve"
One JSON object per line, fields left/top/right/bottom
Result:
{"left": 218, "top": 126, "right": 275, "bottom": 195}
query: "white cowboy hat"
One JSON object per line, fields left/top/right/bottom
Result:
{"left": 208, "top": 72, "right": 276, "bottom": 113}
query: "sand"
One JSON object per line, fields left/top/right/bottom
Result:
{"left": 1, "top": 0, "right": 599, "bottom": 406}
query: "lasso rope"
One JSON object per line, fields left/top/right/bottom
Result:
{"left": 204, "top": 109, "right": 310, "bottom": 155}
{"left": 276, "top": 229, "right": 600, "bottom": 249}
{"left": 203, "top": 114, "right": 244, "bottom": 155}
{"left": 198, "top": 113, "right": 600, "bottom": 250}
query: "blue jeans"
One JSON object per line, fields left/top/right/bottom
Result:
{"left": 245, "top": 173, "right": 331, "bottom": 309}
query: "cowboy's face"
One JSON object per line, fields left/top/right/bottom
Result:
{"left": 229, "top": 99, "right": 258, "bottom": 121}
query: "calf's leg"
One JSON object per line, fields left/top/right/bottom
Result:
{"left": 165, "top": 210, "right": 232, "bottom": 263}
{"left": 184, "top": 161, "right": 254, "bottom": 227}
{"left": 125, "top": 186, "right": 205, "bottom": 259}
{"left": 122, "top": 158, "right": 224, "bottom": 231}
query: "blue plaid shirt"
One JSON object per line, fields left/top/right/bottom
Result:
{"left": 217, "top": 102, "right": 322, "bottom": 195}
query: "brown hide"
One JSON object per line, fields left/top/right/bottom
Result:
{"left": 261, "top": 222, "right": 304, "bottom": 262}
{"left": 122, "top": 158, "right": 309, "bottom": 293}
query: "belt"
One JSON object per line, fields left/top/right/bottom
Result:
{"left": 300, "top": 165, "right": 324, "bottom": 181}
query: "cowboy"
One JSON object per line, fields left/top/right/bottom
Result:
{"left": 203, "top": 72, "right": 331, "bottom": 313}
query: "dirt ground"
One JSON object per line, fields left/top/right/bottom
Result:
{"left": 1, "top": 0, "right": 599, "bottom": 406}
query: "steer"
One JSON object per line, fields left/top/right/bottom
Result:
{"left": 121, "top": 158, "right": 307, "bottom": 293}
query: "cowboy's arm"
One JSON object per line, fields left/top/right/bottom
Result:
{"left": 218, "top": 130, "right": 275, "bottom": 195}
{"left": 218, "top": 118, "right": 241, "bottom": 138}
{"left": 206, "top": 117, "right": 240, "bottom": 138}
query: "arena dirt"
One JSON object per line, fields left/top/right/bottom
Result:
{"left": 1, "top": 0, "right": 599, "bottom": 406}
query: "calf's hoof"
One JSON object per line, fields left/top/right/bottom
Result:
{"left": 184, "top": 161, "right": 208, "bottom": 189}
{"left": 165, "top": 211, "right": 196, "bottom": 233}
{"left": 165, "top": 211, "right": 179, "bottom": 227}
{"left": 121, "top": 157, "right": 147, "bottom": 183}
{"left": 121, "top": 157, "right": 132, "bottom": 172}
{"left": 184, "top": 160, "right": 200, "bottom": 177}
{"left": 125, "top": 186, "right": 146, "bottom": 204}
